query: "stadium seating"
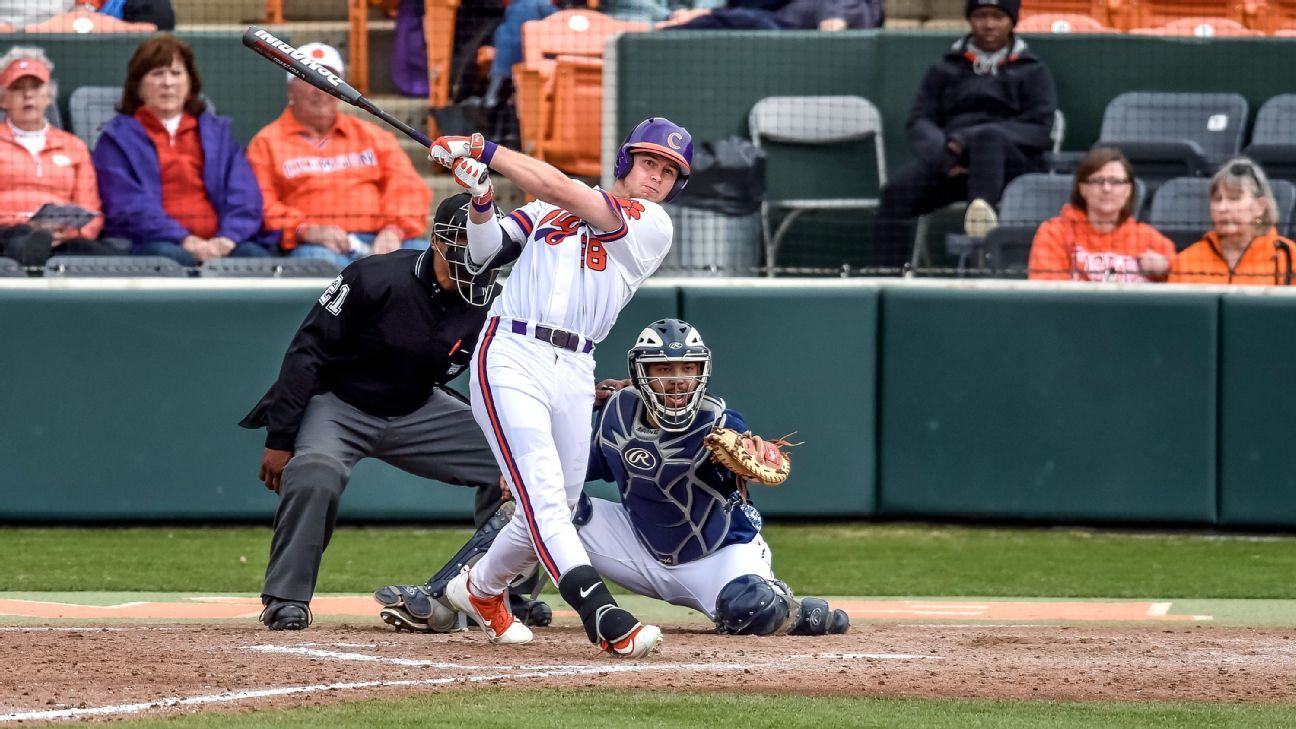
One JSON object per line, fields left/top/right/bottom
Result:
{"left": 1097, "top": 91, "right": 1248, "bottom": 190}
{"left": 1258, "top": 0, "right": 1296, "bottom": 32}
{"left": 1131, "top": 16, "right": 1262, "bottom": 36}
{"left": 960, "top": 173, "right": 1076, "bottom": 276}
{"left": 22, "top": 9, "right": 155, "bottom": 33}
{"left": 44, "top": 256, "right": 188, "bottom": 277}
{"left": 748, "top": 95, "right": 887, "bottom": 276}
{"left": 1017, "top": 0, "right": 1136, "bottom": 30}
{"left": 1016, "top": 13, "right": 1118, "bottom": 32}
{"left": 0, "top": 257, "right": 24, "bottom": 277}
{"left": 1129, "top": 0, "right": 1248, "bottom": 29}
{"left": 70, "top": 87, "right": 215, "bottom": 150}
{"left": 1244, "top": 94, "right": 1296, "bottom": 186}
{"left": 513, "top": 10, "right": 648, "bottom": 174}
{"left": 199, "top": 257, "right": 343, "bottom": 277}
{"left": 1145, "top": 176, "right": 1296, "bottom": 250}
{"left": 68, "top": 86, "right": 120, "bottom": 150}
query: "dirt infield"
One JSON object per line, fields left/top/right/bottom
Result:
{"left": 5, "top": 616, "right": 1296, "bottom": 723}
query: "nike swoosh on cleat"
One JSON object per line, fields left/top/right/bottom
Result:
{"left": 482, "top": 618, "right": 492, "bottom": 627}
{"left": 579, "top": 584, "right": 597, "bottom": 599}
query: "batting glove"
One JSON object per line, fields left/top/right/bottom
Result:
{"left": 429, "top": 132, "right": 499, "bottom": 169}
{"left": 452, "top": 157, "right": 494, "bottom": 202}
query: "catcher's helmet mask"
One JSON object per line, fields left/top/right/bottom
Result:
{"left": 430, "top": 192, "right": 501, "bottom": 307}
{"left": 613, "top": 117, "right": 693, "bottom": 203}
{"left": 627, "top": 318, "right": 711, "bottom": 432}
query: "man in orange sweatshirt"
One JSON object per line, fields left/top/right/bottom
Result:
{"left": 246, "top": 43, "right": 432, "bottom": 267}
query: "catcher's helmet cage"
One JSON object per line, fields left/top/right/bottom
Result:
{"left": 714, "top": 574, "right": 793, "bottom": 635}
{"left": 613, "top": 117, "right": 693, "bottom": 202}
{"left": 430, "top": 192, "right": 500, "bottom": 307}
{"left": 627, "top": 318, "right": 711, "bottom": 432}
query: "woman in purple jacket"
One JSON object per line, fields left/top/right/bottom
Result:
{"left": 92, "top": 34, "right": 269, "bottom": 266}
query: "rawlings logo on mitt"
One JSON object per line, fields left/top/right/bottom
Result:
{"left": 703, "top": 428, "right": 794, "bottom": 486}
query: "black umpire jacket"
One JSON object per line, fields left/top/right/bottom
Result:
{"left": 906, "top": 34, "right": 1058, "bottom": 173}
{"left": 239, "top": 249, "right": 497, "bottom": 452}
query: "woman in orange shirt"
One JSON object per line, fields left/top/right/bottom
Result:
{"left": 1168, "top": 158, "right": 1295, "bottom": 286}
{"left": 0, "top": 47, "right": 115, "bottom": 267}
{"left": 1028, "top": 147, "right": 1175, "bottom": 282}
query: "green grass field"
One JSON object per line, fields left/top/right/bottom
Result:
{"left": 6, "top": 523, "right": 1296, "bottom": 727}
{"left": 113, "top": 689, "right": 1296, "bottom": 729}
{"left": 4, "top": 522, "right": 1296, "bottom": 598}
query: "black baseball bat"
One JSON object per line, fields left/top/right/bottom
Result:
{"left": 242, "top": 26, "right": 433, "bottom": 148}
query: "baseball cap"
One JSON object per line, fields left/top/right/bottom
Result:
{"left": 0, "top": 57, "right": 51, "bottom": 89}
{"left": 289, "top": 42, "right": 344, "bottom": 81}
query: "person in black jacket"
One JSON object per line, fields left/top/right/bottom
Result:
{"left": 240, "top": 193, "right": 542, "bottom": 631}
{"left": 872, "top": 0, "right": 1057, "bottom": 270}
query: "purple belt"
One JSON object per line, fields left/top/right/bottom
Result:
{"left": 511, "top": 320, "right": 594, "bottom": 354}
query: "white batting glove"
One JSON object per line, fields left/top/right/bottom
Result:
{"left": 452, "top": 157, "right": 493, "bottom": 199}
{"left": 428, "top": 132, "right": 496, "bottom": 169}
{"left": 428, "top": 135, "right": 470, "bottom": 169}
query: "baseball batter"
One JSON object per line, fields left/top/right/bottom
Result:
{"left": 380, "top": 319, "right": 849, "bottom": 637}
{"left": 240, "top": 194, "right": 547, "bottom": 631}
{"left": 426, "top": 118, "right": 692, "bottom": 657}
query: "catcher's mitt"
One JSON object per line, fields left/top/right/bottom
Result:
{"left": 703, "top": 427, "right": 793, "bottom": 486}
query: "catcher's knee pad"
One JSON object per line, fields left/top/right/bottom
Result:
{"left": 787, "top": 597, "right": 850, "bottom": 636}
{"left": 281, "top": 452, "right": 348, "bottom": 497}
{"left": 714, "top": 574, "right": 793, "bottom": 636}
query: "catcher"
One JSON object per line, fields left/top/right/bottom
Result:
{"left": 377, "top": 318, "right": 848, "bottom": 637}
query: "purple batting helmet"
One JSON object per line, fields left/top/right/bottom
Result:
{"left": 613, "top": 117, "right": 693, "bottom": 202}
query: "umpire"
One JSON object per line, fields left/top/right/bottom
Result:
{"left": 240, "top": 193, "right": 510, "bottom": 631}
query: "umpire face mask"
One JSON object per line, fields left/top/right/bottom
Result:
{"left": 430, "top": 205, "right": 499, "bottom": 307}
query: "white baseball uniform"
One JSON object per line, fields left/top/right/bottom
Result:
{"left": 466, "top": 188, "right": 673, "bottom": 595}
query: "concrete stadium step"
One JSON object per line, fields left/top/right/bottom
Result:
{"left": 174, "top": 18, "right": 402, "bottom": 96}
{"left": 339, "top": 93, "right": 428, "bottom": 134}
{"left": 173, "top": 0, "right": 265, "bottom": 25}
{"left": 174, "top": 0, "right": 353, "bottom": 23}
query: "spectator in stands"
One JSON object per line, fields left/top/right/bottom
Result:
{"left": 651, "top": 0, "right": 883, "bottom": 30}
{"left": 83, "top": 0, "right": 176, "bottom": 30}
{"left": 92, "top": 35, "right": 269, "bottom": 266}
{"left": 1027, "top": 147, "right": 1175, "bottom": 282}
{"left": 0, "top": 0, "right": 69, "bottom": 30}
{"left": 247, "top": 43, "right": 432, "bottom": 268}
{"left": 872, "top": 0, "right": 1056, "bottom": 270}
{"left": 1169, "top": 158, "right": 1296, "bottom": 286}
{"left": 0, "top": 47, "right": 116, "bottom": 267}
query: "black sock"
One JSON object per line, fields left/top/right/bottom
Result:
{"left": 557, "top": 564, "right": 638, "bottom": 644}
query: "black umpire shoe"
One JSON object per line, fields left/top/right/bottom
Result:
{"left": 261, "top": 600, "right": 312, "bottom": 631}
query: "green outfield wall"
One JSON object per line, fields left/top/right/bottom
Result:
{"left": 4, "top": 281, "right": 1296, "bottom": 529}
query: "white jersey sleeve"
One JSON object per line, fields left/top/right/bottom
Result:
{"left": 499, "top": 198, "right": 551, "bottom": 245}
{"left": 589, "top": 192, "right": 673, "bottom": 284}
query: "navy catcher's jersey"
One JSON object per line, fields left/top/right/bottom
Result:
{"left": 586, "top": 388, "right": 762, "bottom": 565}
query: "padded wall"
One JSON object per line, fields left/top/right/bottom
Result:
{"left": 1217, "top": 297, "right": 1296, "bottom": 527}
{"left": 877, "top": 288, "right": 1219, "bottom": 524}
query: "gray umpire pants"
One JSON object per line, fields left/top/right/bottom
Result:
{"left": 263, "top": 388, "right": 503, "bottom": 604}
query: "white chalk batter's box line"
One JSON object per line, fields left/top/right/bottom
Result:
{"left": 0, "top": 641, "right": 945, "bottom": 723}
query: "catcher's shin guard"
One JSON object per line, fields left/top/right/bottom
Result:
{"left": 787, "top": 597, "right": 850, "bottom": 636}
{"left": 424, "top": 501, "right": 516, "bottom": 599}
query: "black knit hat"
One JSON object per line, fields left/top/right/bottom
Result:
{"left": 966, "top": 0, "right": 1019, "bottom": 25}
